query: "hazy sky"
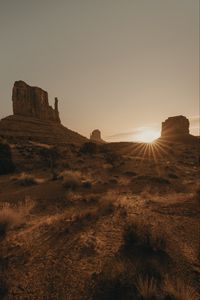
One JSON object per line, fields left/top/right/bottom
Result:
{"left": 0, "top": 0, "right": 199, "bottom": 141}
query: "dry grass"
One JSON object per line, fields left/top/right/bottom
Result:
{"left": 61, "top": 170, "right": 93, "bottom": 191}
{"left": 135, "top": 275, "right": 157, "bottom": 299}
{"left": 0, "top": 205, "right": 20, "bottom": 238}
{"left": 164, "top": 277, "right": 200, "bottom": 300}
{"left": 0, "top": 199, "right": 34, "bottom": 238}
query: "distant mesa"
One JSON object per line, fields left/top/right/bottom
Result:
{"left": 0, "top": 81, "right": 87, "bottom": 145}
{"left": 90, "top": 129, "right": 105, "bottom": 143}
{"left": 12, "top": 80, "right": 60, "bottom": 123}
{"left": 160, "top": 115, "right": 197, "bottom": 143}
{"left": 161, "top": 115, "right": 189, "bottom": 137}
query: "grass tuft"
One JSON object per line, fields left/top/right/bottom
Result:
{"left": 135, "top": 275, "right": 157, "bottom": 300}
{"left": 164, "top": 277, "right": 200, "bottom": 300}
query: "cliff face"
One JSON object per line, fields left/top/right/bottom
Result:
{"left": 161, "top": 116, "right": 190, "bottom": 138}
{"left": 0, "top": 81, "right": 88, "bottom": 145}
{"left": 12, "top": 81, "right": 60, "bottom": 123}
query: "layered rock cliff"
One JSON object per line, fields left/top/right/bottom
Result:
{"left": 161, "top": 116, "right": 190, "bottom": 138}
{"left": 0, "top": 81, "right": 87, "bottom": 145}
{"left": 12, "top": 81, "right": 60, "bottom": 123}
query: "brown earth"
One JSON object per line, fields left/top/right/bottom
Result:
{"left": 0, "top": 139, "right": 199, "bottom": 299}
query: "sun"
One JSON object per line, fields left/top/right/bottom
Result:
{"left": 134, "top": 129, "right": 160, "bottom": 143}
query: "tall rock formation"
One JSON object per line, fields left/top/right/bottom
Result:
{"left": 90, "top": 129, "right": 105, "bottom": 143}
{"left": 12, "top": 81, "right": 60, "bottom": 123}
{"left": 161, "top": 116, "right": 190, "bottom": 138}
{"left": 0, "top": 81, "right": 88, "bottom": 145}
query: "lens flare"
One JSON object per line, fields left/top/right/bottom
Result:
{"left": 134, "top": 129, "right": 160, "bottom": 143}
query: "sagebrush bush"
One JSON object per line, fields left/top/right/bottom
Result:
{"left": 14, "top": 173, "right": 38, "bottom": 186}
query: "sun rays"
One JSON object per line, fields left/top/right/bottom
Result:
{"left": 133, "top": 128, "right": 160, "bottom": 143}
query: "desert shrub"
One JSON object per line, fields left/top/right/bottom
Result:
{"left": 168, "top": 173, "right": 178, "bottom": 179}
{"left": 135, "top": 275, "right": 158, "bottom": 300}
{"left": 98, "top": 192, "right": 118, "bottom": 215}
{"left": 104, "top": 151, "right": 122, "bottom": 167}
{"left": 91, "top": 260, "right": 137, "bottom": 300}
{"left": 0, "top": 198, "right": 34, "bottom": 238}
{"left": 0, "top": 206, "right": 19, "bottom": 238}
{"left": 14, "top": 173, "right": 38, "bottom": 186}
{"left": 0, "top": 140, "right": 15, "bottom": 175}
{"left": 131, "top": 175, "right": 171, "bottom": 194}
{"left": 80, "top": 142, "right": 98, "bottom": 155}
{"left": 122, "top": 222, "right": 167, "bottom": 255}
{"left": 38, "top": 146, "right": 59, "bottom": 177}
{"left": 62, "top": 171, "right": 81, "bottom": 190}
{"left": 123, "top": 171, "right": 137, "bottom": 177}
{"left": 109, "top": 178, "right": 118, "bottom": 185}
{"left": 0, "top": 200, "right": 33, "bottom": 238}
{"left": 82, "top": 181, "right": 92, "bottom": 189}
{"left": 163, "top": 277, "right": 200, "bottom": 300}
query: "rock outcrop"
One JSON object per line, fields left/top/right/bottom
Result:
{"left": 90, "top": 129, "right": 104, "bottom": 143}
{"left": 160, "top": 115, "right": 198, "bottom": 144}
{"left": 12, "top": 81, "right": 60, "bottom": 123}
{"left": 161, "top": 116, "right": 190, "bottom": 138}
{"left": 0, "top": 81, "right": 87, "bottom": 145}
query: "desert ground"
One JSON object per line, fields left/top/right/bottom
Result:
{"left": 0, "top": 138, "right": 199, "bottom": 300}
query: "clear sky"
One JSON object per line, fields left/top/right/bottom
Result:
{"left": 0, "top": 0, "right": 199, "bottom": 141}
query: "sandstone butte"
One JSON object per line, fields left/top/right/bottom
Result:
{"left": 160, "top": 115, "right": 198, "bottom": 144}
{"left": 0, "top": 81, "right": 198, "bottom": 145}
{"left": 90, "top": 129, "right": 105, "bottom": 143}
{"left": 0, "top": 81, "right": 87, "bottom": 145}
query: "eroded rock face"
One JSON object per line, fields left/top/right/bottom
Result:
{"left": 90, "top": 129, "right": 104, "bottom": 142}
{"left": 161, "top": 115, "right": 190, "bottom": 138}
{"left": 12, "top": 81, "right": 60, "bottom": 123}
